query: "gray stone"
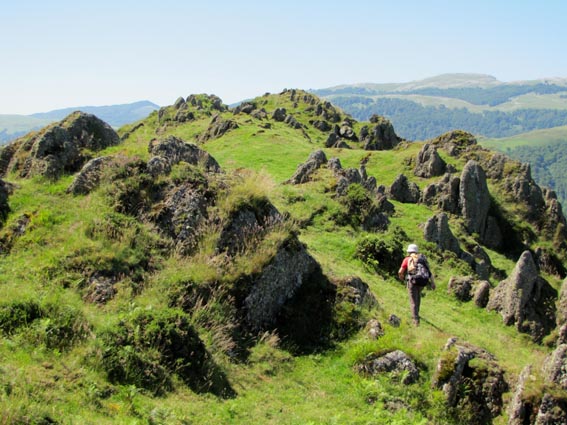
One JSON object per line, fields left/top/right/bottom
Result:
{"left": 414, "top": 143, "right": 447, "bottom": 178}
{"left": 286, "top": 150, "right": 328, "bottom": 185}
{"left": 473, "top": 280, "right": 491, "bottom": 308}
{"left": 198, "top": 114, "right": 239, "bottom": 142}
{"left": 423, "top": 213, "right": 461, "bottom": 255}
{"left": 67, "top": 156, "right": 114, "bottom": 195}
{"left": 508, "top": 365, "right": 534, "bottom": 425}
{"left": 362, "top": 115, "right": 401, "bottom": 150}
{"left": 447, "top": 276, "right": 474, "bottom": 302}
{"left": 149, "top": 135, "right": 221, "bottom": 173}
{"left": 388, "top": 174, "right": 421, "bottom": 203}
{"left": 487, "top": 251, "right": 557, "bottom": 342}
{"left": 459, "top": 160, "right": 490, "bottom": 239}
{"left": 433, "top": 338, "right": 507, "bottom": 424}
{"left": 356, "top": 350, "right": 419, "bottom": 385}
{"left": 543, "top": 344, "right": 567, "bottom": 390}
{"left": 365, "top": 319, "right": 384, "bottom": 340}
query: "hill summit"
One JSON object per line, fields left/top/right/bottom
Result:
{"left": 0, "top": 89, "right": 566, "bottom": 423}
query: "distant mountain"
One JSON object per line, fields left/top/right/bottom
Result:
{"left": 313, "top": 73, "right": 567, "bottom": 140}
{"left": 0, "top": 100, "right": 159, "bottom": 145}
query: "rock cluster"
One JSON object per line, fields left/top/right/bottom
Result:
{"left": 0, "top": 112, "right": 120, "bottom": 180}
{"left": 356, "top": 350, "right": 419, "bottom": 385}
{"left": 433, "top": 338, "right": 508, "bottom": 425}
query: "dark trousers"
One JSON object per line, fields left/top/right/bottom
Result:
{"left": 407, "top": 281, "right": 423, "bottom": 323}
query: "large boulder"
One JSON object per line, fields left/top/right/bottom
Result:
{"left": 423, "top": 213, "right": 461, "bottom": 255}
{"left": 459, "top": 160, "right": 491, "bottom": 239}
{"left": 0, "top": 112, "right": 120, "bottom": 180}
{"left": 430, "top": 130, "right": 477, "bottom": 157}
{"left": 67, "top": 156, "right": 115, "bottom": 195}
{"left": 356, "top": 350, "right": 419, "bottom": 385}
{"left": 242, "top": 237, "right": 320, "bottom": 331}
{"left": 286, "top": 150, "right": 328, "bottom": 184}
{"left": 388, "top": 174, "right": 421, "bottom": 203}
{"left": 0, "top": 178, "right": 11, "bottom": 224}
{"left": 432, "top": 338, "right": 508, "bottom": 425}
{"left": 361, "top": 115, "right": 401, "bottom": 150}
{"left": 486, "top": 251, "right": 557, "bottom": 342}
{"left": 543, "top": 344, "right": 567, "bottom": 390}
{"left": 148, "top": 136, "right": 221, "bottom": 173}
{"left": 197, "top": 114, "right": 239, "bottom": 142}
{"left": 414, "top": 143, "right": 447, "bottom": 178}
{"left": 422, "top": 173, "right": 461, "bottom": 214}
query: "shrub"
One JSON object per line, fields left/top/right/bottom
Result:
{"left": 0, "top": 300, "right": 42, "bottom": 335}
{"left": 355, "top": 234, "right": 404, "bottom": 276}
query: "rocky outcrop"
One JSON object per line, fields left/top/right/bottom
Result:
{"left": 0, "top": 112, "right": 120, "bottom": 180}
{"left": 486, "top": 251, "right": 557, "bottom": 342}
{"left": 272, "top": 107, "right": 287, "bottom": 122}
{"left": 334, "top": 276, "right": 377, "bottom": 307}
{"left": 0, "top": 178, "right": 11, "bottom": 224}
{"left": 148, "top": 135, "right": 221, "bottom": 173}
{"left": 414, "top": 143, "right": 447, "bottom": 178}
{"left": 314, "top": 101, "right": 342, "bottom": 123}
{"left": 216, "top": 199, "right": 282, "bottom": 257}
{"left": 473, "top": 280, "right": 491, "bottom": 308}
{"left": 447, "top": 276, "right": 474, "bottom": 302}
{"left": 361, "top": 115, "right": 401, "bottom": 150}
{"left": 424, "top": 213, "right": 461, "bottom": 255}
{"left": 67, "top": 156, "right": 115, "bottom": 195}
{"left": 430, "top": 130, "right": 477, "bottom": 157}
{"left": 557, "top": 279, "right": 567, "bottom": 328}
{"left": 507, "top": 365, "right": 535, "bottom": 425}
{"left": 356, "top": 350, "right": 419, "bottom": 385}
{"left": 433, "top": 338, "right": 507, "bottom": 425}
{"left": 325, "top": 133, "right": 350, "bottom": 149}
{"left": 365, "top": 319, "right": 384, "bottom": 340}
{"left": 154, "top": 183, "right": 213, "bottom": 254}
{"left": 459, "top": 160, "right": 491, "bottom": 238}
{"left": 388, "top": 174, "right": 421, "bottom": 203}
{"left": 198, "top": 114, "right": 239, "bottom": 142}
{"left": 534, "top": 393, "right": 567, "bottom": 424}
{"left": 422, "top": 173, "right": 461, "bottom": 214}
{"left": 243, "top": 237, "right": 320, "bottom": 331}
{"left": 286, "top": 150, "right": 327, "bottom": 184}
{"left": 543, "top": 344, "right": 567, "bottom": 390}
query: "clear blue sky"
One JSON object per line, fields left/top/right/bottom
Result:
{"left": 1, "top": 0, "right": 566, "bottom": 114}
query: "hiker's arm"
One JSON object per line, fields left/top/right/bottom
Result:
{"left": 398, "top": 267, "right": 405, "bottom": 281}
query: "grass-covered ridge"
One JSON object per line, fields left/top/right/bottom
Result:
{"left": 0, "top": 89, "right": 565, "bottom": 423}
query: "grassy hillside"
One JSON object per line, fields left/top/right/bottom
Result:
{"left": 0, "top": 90, "right": 565, "bottom": 424}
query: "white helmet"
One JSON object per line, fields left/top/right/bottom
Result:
{"left": 407, "top": 244, "right": 419, "bottom": 253}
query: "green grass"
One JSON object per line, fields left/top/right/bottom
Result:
{"left": 0, "top": 89, "right": 564, "bottom": 424}
{"left": 481, "top": 125, "right": 567, "bottom": 150}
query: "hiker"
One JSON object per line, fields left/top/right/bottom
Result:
{"left": 398, "top": 244, "right": 435, "bottom": 326}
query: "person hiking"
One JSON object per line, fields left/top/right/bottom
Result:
{"left": 398, "top": 244, "right": 435, "bottom": 326}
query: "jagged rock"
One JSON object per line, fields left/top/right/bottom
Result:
{"left": 535, "top": 393, "right": 567, "bottom": 424}
{"left": 365, "top": 319, "right": 384, "bottom": 340}
{"left": 250, "top": 108, "right": 268, "bottom": 120}
{"left": 424, "top": 213, "right": 461, "bottom": 255}
{"left": 414, "top": 143, "right": 447, "bottom": 178}
{"left": 327, "top": 157, "right": 342, "bottom": 172}
{"left": 431, "top": 130, "right": 477, "bottom": 157}
{"left": 173, "top": 96, "right": 186, "bottom": 109}
{"left": 338, "top": 121, "right": 358, "bottom": 141}
{"left": 422, "top": 173, "right": 461, "bottom": 214}
{"left": 286, "top": 150, "right": 328, "bottom": 184}
{"left": 356, "top": 350, "right": 419, "bottom": 385}
{"left": 154, "top": 183, "right": 212, "bottom": 254}
{"left": 542, "top": 188, "right": 567, "bottom": 243}
{"left": 233, "top": 101, "right": 256, "bottom": 115}
{"left": 272, "top": 107, "right": 287, "bottom": 122}
{"left": 388, "top": 314, "right": 401, "bottom": 327}
{"left": 312, "top": 120, "right": 331, "bottom": 132}
{"left": 148, "top": 135, "right": 221, "bottom": 173}
{"left": 361, "top": 115, "right": 401, "bottom": 150}
{"left": 543, "top": 344, "right": 567, "bottom": 390}
{"left": 284, "top": 114, "right": 302, "bottom": 129}
{"left": 388, "top": 174, "right": 421, "bottom": 203}
{"left": 487, "top": 251, "right": 557, "bottom": 342}
{"left": 433, "top": 338, "right": 508, "bottom": 424}
{"left": 198, "top": 114, "right": 239, "bottom": 142}
{"left": 187, "top": 94, "right": 226, "bottom": 112}
{"left": 0, "top": 178, "right": 10, "bottom": 223}
{"left": 147, "top": 155, "right": 172, "bottom": 177}
{"left": 315, "top": 102, "right": 342, "bottom": 123}
{"left": 334, "top": 276, "right": 377, "bottom": 307}
{"left": 67, "top": 156, "right": 114, "bottom": 195}
{"left": 473, "top": 280, "right": 491, "bottom": 308}
{"left": 508, "top": 365, "right": 536, "bottom": 425}
{"left": 0, "top": 112, "right": 120, "bottom": 180}
{"left": 447, "top": 276, "right": 474, "bottom": 302}
{"left": 325, "top": 133, "right": 350, "bottom": 149}
{"left": 459, "top": 160, "right": 491, "bottom": 239}
{"left": 216, "top": 199, "right": 282, "bottom": 257}
{"left": 243, "top": 237, "right": 320, "bottom": 331}
{"left": 557, "top": 278, "right": 567, "bottom": 328}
